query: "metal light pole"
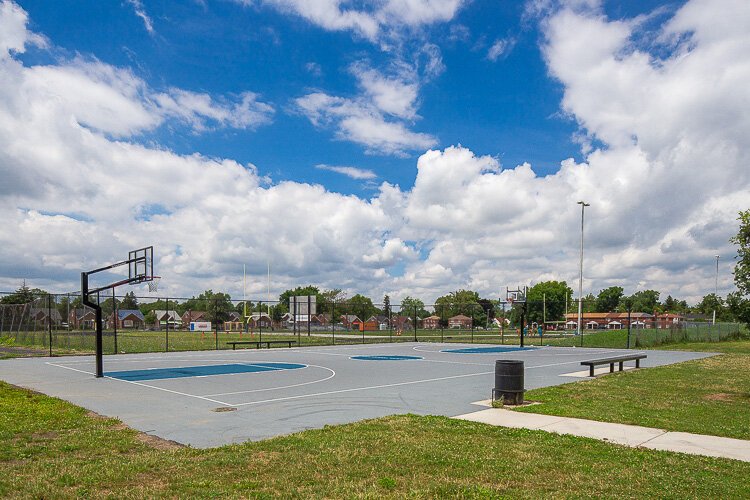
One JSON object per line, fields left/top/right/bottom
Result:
{"left": 713, "top": 255, "right": 719, "bottom": 325}
{"left": 577, "top": 201, "right": 590, "bottom": 336}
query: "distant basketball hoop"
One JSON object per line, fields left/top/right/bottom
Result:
{"left": 506, "top": 286, "right": 527, "bottom": 304}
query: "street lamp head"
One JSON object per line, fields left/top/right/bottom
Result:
{"left": 577, "top": 201, "right": 590, "bottom": 207}
{"left": 715, "top": 255, "right": 720, "bottom": 259}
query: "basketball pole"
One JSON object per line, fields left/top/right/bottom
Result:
{"left": 81, "top": 272, "right": 104, "bottom": 378}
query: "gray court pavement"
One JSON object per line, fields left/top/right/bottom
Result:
{"left": 0, "top": 343, "right": 714, "bottom": 448}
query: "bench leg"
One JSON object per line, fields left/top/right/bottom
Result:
{"left": 636, "top": 359, "right": 640, "bottom": 368}
{"left": 610, "top": 363, "right": 614, "bottom": 373}
{"left": 590, "top": 366, "right": 595, "bottom": 377}
{"left": 619, "top": 361, "right": 624, "bottom": 371}
{"left": 233, "top": 344, "right": 236, "bottom": 350}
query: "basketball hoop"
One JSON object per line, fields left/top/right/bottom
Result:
{"left": 147, "top": 276, "right": 161, "bottom": 293}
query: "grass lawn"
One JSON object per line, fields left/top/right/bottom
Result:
{"left": 518, "top": 341, "right": 750, "bottom": 439}
{"left": 0, "top": 382, "right": 748, "bottom": 498}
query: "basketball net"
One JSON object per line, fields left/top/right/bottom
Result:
{"left": 147, "top": 277, "right": 160, "bottom": 293}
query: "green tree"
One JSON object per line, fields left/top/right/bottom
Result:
{"left": 580, "top": 293, "right": 597, "bottom": 313}
{"left": 434, "top": 290, "right": 490, "bottom": 326}
{"left": 181, "top": 290, "right": 233, "bottom": 324}
{"left": 695, "top": 294, "right": 730, "bottom": 320}
{"left": 1, "top": 283, "right": 35, "bottom": 304}
{"left": 400, "top": 296, "right": 429, "bottom": 318}
{"left": 144, "top": 310, "right": 157, "bottom": 326}
{"left": 139, "top": 299, "right": 180, "bottom": 315}
{"left": 727, "top": 292, "right": 750, "bottom": 326}
{"left": 526, "top": 281, "right": 573, "bottom": 324}
{"left": 279, "top": 286, "right": 320, "bottom": 309}
{"left": 731, "top": 209, "right": 750, "bottom": 294}
{"left": 625, "top": 290, "right": 661, "bottom": 313}
{"left": 121, "top": 291, "right": 138, "bottom": 309}
{"left": 383, "top": 294, "right": 391, "bottom": 314}
{"left": 347, "top": 294, "right": 378, "bottom": 321}
{"left": 595, "top": 286, "right": 623, "bottom": 312}
{"left": 729, "top": 209, "right": 750, "bottom": 328}
{"left": 318, "top": 288, "right": 346, "bottom": 315}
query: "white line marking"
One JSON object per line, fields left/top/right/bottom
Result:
{"left": 201, "top": 365, "right": 336, "bottom": 397}
{"left": 229, "top": 370, "right": 494, "bottom": 407}
{"left": 46, "top": 362, "right": 234, "bottom": 407}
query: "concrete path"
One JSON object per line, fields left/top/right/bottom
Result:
{"left": 454, "top": 408, "right": 750, "bottom": 463}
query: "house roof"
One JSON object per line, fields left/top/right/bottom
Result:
{"left": 29, "top": 308, "right": 63, "bottom": 321}
{"left": 449, "top": 314, "right": 472, "bottom": 321}
{"left": 249, "top": 313, "right": 271, "bottom": 320}
{"left": 182, "top": 311, "right": 207, "bottom": 321}
{"left": 564, "top": 312, "right": 654, "bottom": 320}
{"left": 424, "top": 315, "right": 440, "bottom": 320}
{"left": 154, "top": 310, "right": 181, "bottom": 320}
{"left": 117, "top": 309, "right": 145, "bottom": 321}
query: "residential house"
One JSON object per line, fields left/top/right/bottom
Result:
{"left": 29, "top": 307, "right": 63, "bottom": 328}
{"left": 564, "top": 312, "right": 656, "bottom": 330}
{"left": 69, "top": 308, "right": 96, "bottom": 329}
{"left": 108, "top": 309, "right": 145, "bottom": 329}
{"left": 154, "top": 310, "right": 182, "bottom": 329}
{"left": 248, "top": 313, "right": 273, "bottom": 329}
{"left": 340, "top": 315, "right": 362, "bottom": 330}
{"left": 181, "top": 311, "right": 208, "bottom": 329}
{"left": 448, "top": 314, "right": 472, "bottom": 329}
{"left": 422, "top": 315, "right": 441, "bottom": 329}
{"left": 391, "top": 315, "right": 415, "bottom": 332}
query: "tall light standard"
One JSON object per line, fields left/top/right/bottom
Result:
{"left": 713, "top": 255, "right": 720, "bottom": 325}
{"left": 577, "top": 201, "right": 590, "bottom": 336}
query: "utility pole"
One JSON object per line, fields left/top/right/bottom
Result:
{"left": 577, "top": 201, "right": 590, "bottom": 336}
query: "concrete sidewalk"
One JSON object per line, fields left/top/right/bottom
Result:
{"left": 454, "top": 408, "right": 750, "bottom": 463}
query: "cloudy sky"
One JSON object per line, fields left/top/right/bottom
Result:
{"left": 1, "top": 0, "right": 748, "bottom": 304}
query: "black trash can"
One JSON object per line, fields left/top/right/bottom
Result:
{"left": 492, "top": 360, "right": 525, "bottom": 405}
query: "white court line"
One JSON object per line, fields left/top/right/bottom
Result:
{"left": 201, "top": 364, "right": 336, "bottom": 397}
{"left": 228, "top": 370, "right": 495, "bottom": 407}
{"left": 46, "top": 362, "right": 231, "bottom": 406}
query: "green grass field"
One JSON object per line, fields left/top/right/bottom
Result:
{"left": 1, "top": 381, "right": 749, "bottom": 498}
{"left": 518, "top": 340, "right": 750, "bottom": 439}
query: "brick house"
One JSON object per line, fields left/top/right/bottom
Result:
{"left": 564, "top": 312, "right": 656, "bottom": 330}
{"left": 422, "top": 315, "right": 440, "bottom": 329}
{"left": 448, "top": 314, "right": 472, "bottom": 329}
{"left": 108, "top": 309, "right": 145, "bottom": 329}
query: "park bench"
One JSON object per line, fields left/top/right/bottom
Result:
{"left": 580, "top": 354, "right": 647, "bottom": 377}
{"left": 227, "top": 340, "right": 297, "bottom": 350}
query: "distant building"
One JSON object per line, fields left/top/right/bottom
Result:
{"left": 448, "top": 314, "right": 472, "bottom": 329}
{"left": 108, "top": 309, "right": 145, "bottom": 329}
{"left": 422, "top": 315, "right": 441, "bottom": 329}
{"left": 563, "top": 312, "right": 683, "bottom": 330}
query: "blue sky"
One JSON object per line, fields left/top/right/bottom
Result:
{"left": 17, "top": 0, "right": 585, "bottom": 193}
{"left": 2, "top": 0, "right": 748, "bottom": 303}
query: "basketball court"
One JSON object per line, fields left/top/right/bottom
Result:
{"left": 0, "top": 342, "right": 713, "bottom": 447}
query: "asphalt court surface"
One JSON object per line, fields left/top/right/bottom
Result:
{"left": 0, "top": 343, "right": 714, "bottom": 447}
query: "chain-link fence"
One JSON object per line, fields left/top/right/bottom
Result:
{"left": 0, "top": 293, "right": 744, "bottom": 357}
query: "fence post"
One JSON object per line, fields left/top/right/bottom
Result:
{"left": 112, "top": 288, "right": 118, "bottom": 354}
{"left": 165, "top": 297, "right": 169, "bottom": 352}
{"left": 440, "top": 304, "right": 444, "bottom": 342}
{"left": 215, "top": 320, "right": 218, "bottom": 350}
{"left": 414, "top": 304, "right": 418, "bottom": 342}
{"left": 47, "top": 293, "right": 52, "bottom": 357}
{"left": 471, "top": 304, "right": 475, "bottom": 344}
{"left": 331, "top": 300, "right": 336, "bottom": 345}
{"left": 626, "top": 308, "right": 632, "bottom": 349}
